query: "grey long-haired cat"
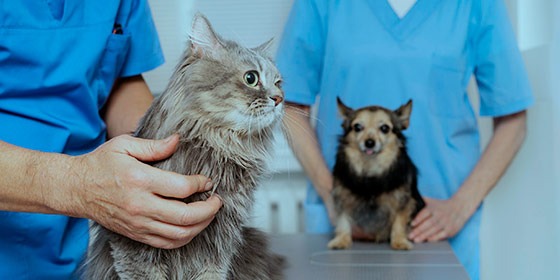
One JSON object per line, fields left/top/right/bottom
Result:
{"left": 83, "top": 13, "right": 286, "bottom": 279}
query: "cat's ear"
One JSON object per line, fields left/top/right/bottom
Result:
{"left": 254, "top": 38, "right": 274, "bottom": 54}
{"left": 189, "top": 13, "right": 223, "bottom": 57}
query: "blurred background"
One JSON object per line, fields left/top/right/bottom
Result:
{"left": 143, "top": 1, "right": 560, "bottom": 279}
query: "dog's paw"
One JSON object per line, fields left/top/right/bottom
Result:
{"left": 391, "top": 238, "right": 413, "bottom": 250}
{"left": 328, "top": 234, "right": 352, "bottom": 250}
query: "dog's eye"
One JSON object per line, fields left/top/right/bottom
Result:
{"left": 353, "top": 123, "right": 363, "bottom": 132}
{"left": 380, "top": 124, "right": 390, "bottom": 134}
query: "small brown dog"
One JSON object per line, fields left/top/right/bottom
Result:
{"left": 328, "top": 98, "right": 424, "bottom": 250}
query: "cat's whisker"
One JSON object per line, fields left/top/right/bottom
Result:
{"left": 257, "top": 119, "right": 268, "bottom": 157}
{"left": 248, "top": 115, "right": 256, "bottom": 148}
{"left": 280, "top": 114, "right": 322, "bottom": 150}
{"left": 284, "top": 104, "right": 324, "bottom": 127}
{"left": 283, "top": 104, "right": 310, "bottom": 117}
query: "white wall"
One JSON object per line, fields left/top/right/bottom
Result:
{"left": 144, "top": 1, "right": 560, "bottom": 279}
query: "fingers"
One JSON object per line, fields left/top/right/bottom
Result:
{"left": 427, "top": 230, "right": 448, "bottom": 243}
{"left": 409, "top": 218, "right": 442, "bottom": 243}
{"left": 150, "top": 195, "right": 223, "bottom": 226}
{"left": 411, "top": 208, "right": 431, "bottom": 227}
{"left": 409, "top": 207, "right": 435, "bottom": 242}
{"left": 130, "top": 213, "right": 216, "bottom": 249}
{"left": 116, "top": 195, "right": 223, "bottom": 249}
{"left": 147, "top": 172, "right": 214, "bottom": 199}
{"left": 141, "top": 195, "right": 222, "bottom": 249}
{"left": 148, "top": 219, "right": 215, "bottom": 249}
{"left": 410, "top": 207, "right": 448, "bottom": 242}
{"left": 410, "top": 197, "right": 443, "bottom": 242}
{"left": 116, "top": 134, "right": 180, "bottom": 162}
{"left": 111, "top": 135, "right": 215, "bottom": 199}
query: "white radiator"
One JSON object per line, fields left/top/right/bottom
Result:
{"left": 251, "top": 172, "right": 307, "bottom": 234}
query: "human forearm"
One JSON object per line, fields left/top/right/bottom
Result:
{"left": 410, "top": 111, "right": 528, "bottom": 242}
{"left": 0, "top": 141, "right": 79, "bottom": 214}
{"left": 453, "top": 110, "right": 528, "bottom": 214}
{"left": 103, "top": 75, "right": 154, "bottom": 139}
{"left": 0, "top": 136, "right": 222, "bottom": 249}
{"left": 284, "top": 104, "right": 333, "bottom": 197}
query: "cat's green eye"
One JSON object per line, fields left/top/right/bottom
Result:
{"left": 244, "top": 71, "right": 260, "bottom": 87}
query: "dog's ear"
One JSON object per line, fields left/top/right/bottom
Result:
{"left": 337, "top": 97, "right": 354, "bottom": 120}
{"left": 337, "top": 97, "right": 354, "bottom": 132}
{"left": 394, "top": 99, "right": 413, "bottom": 130}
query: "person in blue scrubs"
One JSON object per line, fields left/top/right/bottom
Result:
{"left": 0, "top": 1, "right": 222, "bottom": 279}
{"left": 277, "top": 0, "right": 533, "bottom": 279}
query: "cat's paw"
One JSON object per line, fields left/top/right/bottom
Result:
{"left": 390, "top": 238, "right": 413, "bottom": 250}
{"left": 328, "top": 234, "right": 352, "bottom": 250}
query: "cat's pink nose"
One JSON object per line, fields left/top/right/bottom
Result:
{"left": 270, "top": 95, "right": 284, "bottom": 106}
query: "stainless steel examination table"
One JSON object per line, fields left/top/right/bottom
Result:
{"left": 269, "top": 234, "right": 470, "bottom": 280}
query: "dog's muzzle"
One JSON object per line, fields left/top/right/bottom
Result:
{"left": 362, "top": 139, "right": 377, "bottom": 155}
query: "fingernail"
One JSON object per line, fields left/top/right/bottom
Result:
{"left": 210, "top": 194, "right": 224, "bottom": 208}
{"left": 205, "top": 179, "right": 214, "bottom": 190}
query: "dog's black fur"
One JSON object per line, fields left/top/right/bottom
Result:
{"left": 333, "top": 137, "right": 423, "bottom": 209}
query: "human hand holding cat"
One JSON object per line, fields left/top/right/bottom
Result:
{"left": 71, "top": 134, "right": 223, "bottom": 249}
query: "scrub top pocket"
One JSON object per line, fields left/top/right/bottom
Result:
{"left": 95, "top": 33, "right": 131, "bottom": 108}
{"left": 428, "top": 54, "right": 471, "bottom": 118}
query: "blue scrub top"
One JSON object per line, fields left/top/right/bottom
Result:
{"left": 276, "top": 1, "right": 533, "bottom": 279}
{"left": 0, "top": 1, "right": 164, "bottom": 279}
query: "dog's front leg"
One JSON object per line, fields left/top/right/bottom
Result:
{"left": 328, "top": 213, "right": 353, "bottom": 249}
{"left": 390, "top": 210, "right": 414, "bottom": 250}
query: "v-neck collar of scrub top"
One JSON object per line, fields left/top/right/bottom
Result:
{"left": 369, "top": 0, "right": 441, "bottom": 41}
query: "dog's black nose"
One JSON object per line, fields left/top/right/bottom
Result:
{"left": 365, "top": 139, "right": 375, "bottom": 148}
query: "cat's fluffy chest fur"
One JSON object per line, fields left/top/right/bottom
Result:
{"left": 83, "top": 13, "right": 285, "bottom": 280}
